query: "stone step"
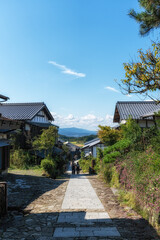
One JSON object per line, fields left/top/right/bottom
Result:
{"left": 53, "top": 227, "right": 121, "bottom": 238}
{"left": 57, "top": 211, "right": 113, "bottom": 224}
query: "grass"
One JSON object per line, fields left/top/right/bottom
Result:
{"left": 8, "top": 165, "right": 43, "bottom": 176}
{"left": 70, "top": 141, "right": 83, "bottom": 147}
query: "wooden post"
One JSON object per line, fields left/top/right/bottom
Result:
{"left": 0, "top": 182, "right": 7, "bottom": 217}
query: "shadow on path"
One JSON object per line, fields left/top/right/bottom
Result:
{"left": 1, "top": 211, "right": 159, "bottom": 239}
{"left": 1, "top": 173, "right": 69, "bottom": 211}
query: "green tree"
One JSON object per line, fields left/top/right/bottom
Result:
{"left": 119, "top": 43, "right": 160, "bottom": 101}
{"left": 121, "top": 118, "right": 141, "bottom": 143}
{"left": 129, "top": 0, "right": 160, "bottom": 36}
{"left": 81, "top": 151, "right": 85, "bottom": 160}
{"left": 32, "top": 126, "right": 58, "bottom": 158}
{"left": 98, "top": 125, "right": 122, "bottom": 146}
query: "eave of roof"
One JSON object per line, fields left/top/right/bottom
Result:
{"left": 27, "top": 121, "right": 58, "bottom": 128}
{"left": 0, "top": 140, "right": 10, "bottom": 147}
{"left": 141, "top": 107, "right": 160, "bottom": 118}
{"left": 82, "top": 138, "right": 101, "bottom": 149}
{"left": 0, "top": 94, "right": 9, "bottom": 102}
{"left": 84, "top": 138, "right": 99, "bottom": 146}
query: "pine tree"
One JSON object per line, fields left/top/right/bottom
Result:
{"left": 129, "top": 0, "right": 160, "bottom": 36}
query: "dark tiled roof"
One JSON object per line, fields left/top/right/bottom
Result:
{"left": 113, "top": 101, "right": 160, "bottom": 122}
{"left": 82, "top": 138, "right": 102, "bottom": 149}
{"left": 0, "top": 102, "right": 53, "bottom": 121}
{"left": 84, "top": 138, "right": 100, "bottom": 146}
{"left": 142, "top": 107, "right": 160, "bottom": 118}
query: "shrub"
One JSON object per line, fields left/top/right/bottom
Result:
{"left": 54, "top": 156, "right": 67, "bottom": 175}
{"left": 10, "top": 149, "right": 33, "bottom": 169}
{"left": 104, "top": 139, "right": 131, "bottom": 155}
{"left": 102, "top": 163, "right": 113, "bottom": 183}
{"left": 41, "top": 158, "right": 56, "bottom": 178}
{"left": 81, "top": 151, "right": 85, "bottom": 160}
{"left": 121, "top": 117, "right": 141, "bottom": 143}
{"left": 118, "top": 190, "right": 137, "bottom": 210}
{"left": 94, "top": 148, "right": 104, "bottom": 173}
{"left": 150, "top": 135, "right": 160, "bottom": 154}
{"left": 115, "top": 147, "right": 160, "bottom": 218}
{"left": 110, "top": 166, "right": 120, "bottom": 188}
{"left": 79, "top": 156, "right": 96, "bottom": 173}
{"left": 103, "top": 151, "right": 121, "bottom": 163}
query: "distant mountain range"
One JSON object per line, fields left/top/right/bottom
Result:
{"left": 59, "top": 127, "right": 97, "bottom": 137}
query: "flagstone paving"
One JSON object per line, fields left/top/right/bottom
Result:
{"left": 53, "top": 173, "right": 121, "bottom": 239}
{"left": 53, "top": 174, "right": 121, "bottom": 239}
{"left": 61, "top": 174, "right": 104, "bottom": 210}
{"left": 0, "top": 168, "right": 159, "bottom": 239}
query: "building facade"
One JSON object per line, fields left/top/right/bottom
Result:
{"left": 82, "top": 138, "right": 105, "bottom": 158}
{"left": 113, "top": 101, "right": 160, "bottom": 128}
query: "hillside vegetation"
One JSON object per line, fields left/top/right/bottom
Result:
{"left": 79, "top": 118, "right": 160, "bottom": 231}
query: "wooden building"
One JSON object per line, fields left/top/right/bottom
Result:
{"left": 113, "top": 101, "right": 160, "bottom": 128}
{"left": 0, "top": 102, "right": 57, "bottom": 149}
{"left": 82, "top": 138, "right": 105, "bottom": 158}
{"left": 0, "top": 116, "right": 21, "bottom": 174}
{"left": 63, "top": 141, "right": 81, "bottom": 160}
{"left": 0, "top": 93, "right": 22, "bottom": 174}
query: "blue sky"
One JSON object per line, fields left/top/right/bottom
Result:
{"left": 0, "top": 0, "right": 159, "bottom": 130}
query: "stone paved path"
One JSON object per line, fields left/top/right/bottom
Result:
{"left": 0, "top": 169, "right": 160, "bottom": 239}
{"left": 53, "top": 174, "right": 121, "bottom": 238}
{"left": 62, "top": 174, "right": 104, "bottom": 210}
{"left": 0, "top": 172, "right": 69, "bottom": 240}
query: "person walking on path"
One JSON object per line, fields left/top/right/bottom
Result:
{"left": 76, "top": 162, "right": 80, "bottom": 174}
{"left": 72, "top": 162, "right": 75, "bottom": 174}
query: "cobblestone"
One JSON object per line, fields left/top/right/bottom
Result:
{"left": 0, "top": 169, "right": 159, "bottom": 239}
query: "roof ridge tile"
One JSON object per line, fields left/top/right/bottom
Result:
{"left": 2, "top": 102, "right": 44, "bottom": 106}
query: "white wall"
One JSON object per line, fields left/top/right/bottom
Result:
{"left": 25, "top": 124, "right": 31, "bottom": 131}
{"left": 84, "top": 147, "right": 90, "bottom": 156}
{"left": 147, "top": 121, "right": 155, "bottom": 128}
{"left": 31, "top": 110, "right": 49, "bottom": 123}
{"left": 93, "top": 144, "right": 105, "bottom": 158}
{"left": 93, "top": 146, "right": 97, "bottom": 158}
{"left": 121, "top": 119, "right": 155, "bottom": 128}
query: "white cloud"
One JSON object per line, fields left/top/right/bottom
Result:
{"left": 126, "top": 94, "right": 132, "bottom": 98}
{"left": 51, "top": 112, "right": 114, "bottom": 131}
{"left": 81, "top": 114, "right": 97, "bottom": 121}
{"left": 65, "top": 114, "right": 75, "bottom": 120}
{"left": 105, "top": 86, "right": 120, "bottom": 93}
{"left": 48, "top": 61, "right": 86, "bottom": 78}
